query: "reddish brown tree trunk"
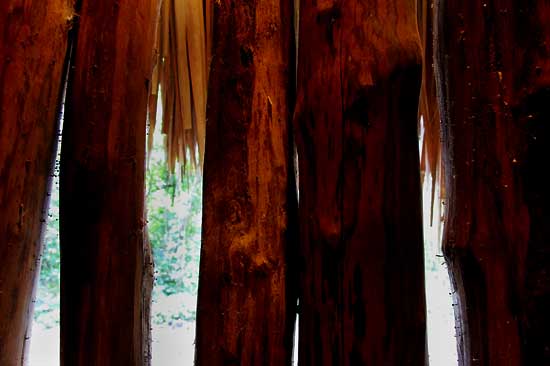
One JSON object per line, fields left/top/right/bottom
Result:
{"left": 435, "top": 1, "right": 550, "bottom": 365}
{"left": 0, "top": 1, "right": 72, "bottom": 364}
{"left": 294, "top": 1, "right": 427, "bottom": 365}
{"left": 59, "top": 0, "right": 159, "bottom": 365}
{"left": 194, "top": 0, "right": 297, "bottom": 364}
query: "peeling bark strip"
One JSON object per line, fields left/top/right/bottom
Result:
{"left": 435, "top": 1, "right": 550, "bottom": 365}
{"left": 194, "top": 0, "right": 297, "bottom": 363}
{"left": 0, "top": 1, "right": 72, "bottom": 364}
{"left": 60, "top": 0, "right": 159, "bottom": 364}
{"left": 294, "top": 1, "right": 427, "bottom": 365}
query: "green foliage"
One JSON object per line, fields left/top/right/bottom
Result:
{"left": 34, "top": 175, "right": 61, "bottom": 329}
{"left": 146, "top": 138, "right": 202, "bottom": 301}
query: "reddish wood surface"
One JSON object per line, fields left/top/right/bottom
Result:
{"left": 419, "top": 0, "right": 442, "bottom": 194}
{"left": 59, "top": 0, "right": 159, "bottom": 364}
{"left": 435, "top": 1, "right": 550, "bottom": 365}
{"left": 0, "top": 1, "right": 72, "bottom": 364}
{"left": 194, "top": 0, "right": 297, "bottom": 363}
{"left": 294, "top": 0, "right": 427, "bottom": 365}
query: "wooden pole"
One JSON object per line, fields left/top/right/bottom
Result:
{"left": 59, "top": 0, "right": 159, "bottom": 364}
{"left": 294, "top": 0, "right": 427, "bottom": 365}
{"left": 194, "top": 0, "right": 297, "bottom": 363}
{"left": 0, "top": 1, "right": 72, "bottom": 364}
{"left": 435, "top": 1, "right": 550, "bottom": 365}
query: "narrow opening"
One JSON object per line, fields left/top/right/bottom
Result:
{"left": 146, "top": 103, "right": 202, "bottom": 366}
{"left": 28, "top": 119, "right": 63, "bottom": 366}
{"left": 293, "top": 308, "right": 299, "bottom": 365}
{"left": 420, "top": 122, "right": 458, "bottom": 365}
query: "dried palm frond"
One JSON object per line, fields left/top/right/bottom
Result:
{"left": 148, "top": 0, "right": 212, "bottom": 172}
{"left": 418, "top": 0, "right": 444, "bottom": 226}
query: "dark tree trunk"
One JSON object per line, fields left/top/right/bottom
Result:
{"left": 294, "top": 1, "right": 427, "bottom": 365}
{"left": 194, "top": 0, "right": 297, "bottom": 363}
{"left": 0, "top": 1, "right": 72, "bottom": 364}
{"left": 435, "top": 1, "right": 550, "bottom": 365}
{"left": 59, "top": 0, "right": 159, "bottom": 364}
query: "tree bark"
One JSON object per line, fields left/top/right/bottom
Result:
{"left": 194, "top": 0, "right": 297, "bottom": 363}
{"left": 59, "top": 0, "right": 159, "bottom": 364}
{"left": 294, "top": 1, "right": 427, "bottom": 365}
{"left": 435, "top": 1, "right": 550, "bottom": 365}
{"left": 0, "top": 1, "right": 72, "bottom": 364}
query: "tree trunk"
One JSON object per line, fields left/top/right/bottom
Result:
{"left": 294, "top": 1, "right": 427, "bottom": 365}
{"left": 435, "top": 1, "right": 550, "bottom": 365}
{"left": 194, "top": 0, "right": 297, "bottom": 363}
{"left": 0, "top": 1, "right": 72, "bottom": 364}
{"left": 59, "top": 0, "right": 159, "bottom": 364}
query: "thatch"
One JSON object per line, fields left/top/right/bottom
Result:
{"left": 148, "top": 0, "right": 442, "bottom": 195}
{"left": 418, "top": 0, "right": 444, "bottom": 226}
{"left": 148, "top": 0, "right": 212, "bottom": 172}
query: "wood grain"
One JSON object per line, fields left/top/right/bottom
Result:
{"left": 294, "top": 0, "right": 427, "bottom": 365}
{"left": 435, "top": 1, "right": 550, "bottom": 364}
{"left": 59, "top": 0, "right": 159, "bottom": 364}
{"left": 194, "top": 0, "right": 297, "bottom": 363}
{"left": 0, "top": 1, "right": 72, "bottom": 364}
